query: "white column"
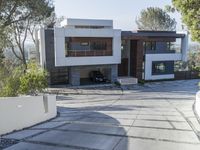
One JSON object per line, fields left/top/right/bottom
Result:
{"left": 180, "top": 31, "right": 189, "bottom": 62}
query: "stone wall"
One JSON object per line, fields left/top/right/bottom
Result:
{"left": 44, "top": 29, "right": 69, "bottom": 85}
{"left": 69, "top": 67, "right": 80, "bottom": 86}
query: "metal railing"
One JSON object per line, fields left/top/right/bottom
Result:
{"left": 67, "top": 50, "right": 112, "bottom": 57}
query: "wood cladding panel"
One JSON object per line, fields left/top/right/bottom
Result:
{"left": 118, "top": 58, "right": 128, "bottom": 76}
{"left": 130, "top": 40, "right": 143, "bottom": 80}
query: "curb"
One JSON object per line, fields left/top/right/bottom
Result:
{"left": 194, "top": 91, "right": 200, "bottom": 124}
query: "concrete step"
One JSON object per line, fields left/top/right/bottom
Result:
{"left": 117, "top": 77, "right": 138, "bottom": 85}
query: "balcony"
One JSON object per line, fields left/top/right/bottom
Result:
{"left": 67, "top": 50, "right": 112, "bottom": 57}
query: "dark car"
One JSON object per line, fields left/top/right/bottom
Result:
{"left": 89, "top": 71, "right": 107, "bottom": 83}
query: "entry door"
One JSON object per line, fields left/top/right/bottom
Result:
{"left": 118, "top": 58, "right": 128, "bottom": 76}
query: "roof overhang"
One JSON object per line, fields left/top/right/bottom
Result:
{"left": 122, "top": 30, "right": 185, "bottom": 40}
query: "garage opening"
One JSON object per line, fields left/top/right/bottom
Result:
{"left": 80, "top": 67, "right": 111, "bottom": 85}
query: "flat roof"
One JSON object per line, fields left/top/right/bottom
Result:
{"left": 122, "top": 30, "right": 185, "bottom": 39}
{"left": 61, "top": 18, "right": 113, "bottom": 27}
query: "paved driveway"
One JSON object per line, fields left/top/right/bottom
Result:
{"left": 2, "top": 80, "right": 200, "bottom": 150}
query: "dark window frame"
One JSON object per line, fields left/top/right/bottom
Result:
{"left": 152, "top": 61, "right": 167, "bottom": 75}
{"left": 166, "top": 42, "right": 171, "bottom": 51}
{"left": 144, "top": 41, "right": 156, "bottom": 51}
{"left": 64, "top": 37, "right": 112, "bottom": 57}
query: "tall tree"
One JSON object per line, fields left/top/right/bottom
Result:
{"left": 136, "top": 7, "right": 177, "bottom": 31}
{"left": 0, "top": 27, "right": 11, "bottom": 66}
{"left": 0, "top": 0, "right": 54, "bottom": 28}
{"left": 172, "top": 0, "right": 200, "bottom": 42}
{"left": 0, "top": 49, "right": 4, "bottom": 66}
{"left": 0, "top": 0, "right": 54, "bottom": 68}
{"left": 8, "top": 19, "right": 31, "bottom": 67}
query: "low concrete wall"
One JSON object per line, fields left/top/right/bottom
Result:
{"left": 195, "top": 91, "right": 200, "bottom": 121}
{"left": 0, "top": 95, "right": 57, "bottom": 135}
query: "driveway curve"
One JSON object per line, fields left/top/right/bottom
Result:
{"left": 2, "top": 79, "right": 200, "bottom": 150}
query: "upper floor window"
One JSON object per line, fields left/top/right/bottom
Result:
{"left": 91, "top": 42, "right": 107, "bottom": 50}
{"left": 166, "top": 42, "right": 175, "bottom": 51}
{"left": 75, "top": 26, "right": 104, "bottom": 29}
{"left": 167, "top": 41, "right": 181, "bottom": 53}
{"left": 144, "top": 41, "right": 156, "bottom": 51}
{"left": 65, "top": 37, "right": 112, "bottom": 57}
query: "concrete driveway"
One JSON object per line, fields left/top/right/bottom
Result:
{"left": 1, "top": 79, "right": 200, "bottom": 150}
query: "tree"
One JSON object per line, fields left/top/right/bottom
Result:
{"left": 8, "top": 20, "right": 30, "bottom": 68}
{"left": 0, "top": 0, "right": 54, "bottom": 28}
{"left": 136, "top": 7, "right": 177, "bottom": 31}
{"left": 0, "top": 49, "right": 4, "bottom": 66}
{"left": 0, "top": 0, "right": 54, "bottom": 68}
{"left": 172, "top": 0, "right": 200, "bottom": 42}
{"left": 187, "top": 51, "right": 200, "bottom": 71}
{"left": 0, "top": 26, "right": 12, "bottom": 66}
{"left": 0, "top": 64, "right": 22, "bottom": 97}
{"left": 28, "top": 11, "right": 56, "bottom": 56}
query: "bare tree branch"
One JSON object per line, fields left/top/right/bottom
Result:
{"left": 28, "top": 24, "right": 37, "bottom": 45}
{"left": 10, "top": 44, "right": 23, "bottom": 61}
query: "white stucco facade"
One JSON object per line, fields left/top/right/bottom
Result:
{"left": 38, "top": 29, "right": 46, "bottom": 68}
{"left": 54, "top": 19, "right": 121, "bottom": 67}
{"left": 179, "top": 31, "right": 189, "bottom": 62}
{"left": 144, "top": 31, "right": 189, "bottom": 81}
{"left": 144, "top": 53, "right": 182, "bottom": 80}
{"left": 61, "top": 18, "right": 113, "bottom": 28}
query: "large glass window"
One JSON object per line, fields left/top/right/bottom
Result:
{"left": 166, "top": 42, "right": 176, "bottom": 51}
{"left": 152, "top": 62, "right": 166, "bottom": 75}
{"left": 65, "top": 38, "right": 70, "bottom": 57}
{"left": 90, "top": 41, "right": 107, "bottom": 50}
{"left": 173, "top": 38, "right": 181, "bottom": 53}
{"left": 65, "top": 37, "right": 112, "bottom": 57}
{"left": 166, "top": 39, "right": 181, "bottom": 53}
{"left": 144, "top": 41, "right": 156, "bottom": 51}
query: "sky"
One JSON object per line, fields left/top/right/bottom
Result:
{"left": 55, "top": 0, "right": 183, "bottom": 31}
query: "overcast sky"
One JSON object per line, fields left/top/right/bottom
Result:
{"left": 55, "top": 0, "right": 183, "bottom": 31}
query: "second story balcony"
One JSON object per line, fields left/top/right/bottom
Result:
{"left": 67, "top": 49, "right": 112, "bottom": 57}
{"left": 65, "top": 37, "right": 113, "bottom": 57}
{"left": 144, "top": 40, "right": 182, "bottom": 54}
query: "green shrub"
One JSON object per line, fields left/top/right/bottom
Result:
{"left": 138, "top": 80, "right": 145, "bottom": 85}
{"left": 0, "top": 61, "right": 48, "bottom": 97}
{"left": 19, "top": 62, "right": 48, "bottom": 95}
{"left": 0, "top": 67, "right": 22, "bottom": 97}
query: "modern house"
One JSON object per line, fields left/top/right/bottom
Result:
{"left": 37, "top": 18, "right": 188, "bottom": 86}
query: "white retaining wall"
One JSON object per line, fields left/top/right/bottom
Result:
{"left": 195, "top": 91, "right": 200, "bottom": 120}
{"left": 0, "top": 95, "right": 57, "bottom": 135}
